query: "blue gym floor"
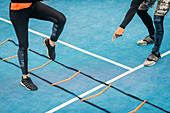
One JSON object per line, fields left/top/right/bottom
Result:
{"left": 0, "top": 0, "right": 169, "bottom": 113}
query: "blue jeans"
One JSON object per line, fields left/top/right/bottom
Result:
{"left": 152, "top": 15, "right": 164, "bottom": 53}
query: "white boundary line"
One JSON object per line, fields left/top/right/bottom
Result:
{"left": 0, "top": 17, "right": 132, "bottom": 70}
{"left": 1, "top": 17, "right": 169, "bottom": 112}
{"left": 46, "top": 50, "right": 170, "bottom": 113}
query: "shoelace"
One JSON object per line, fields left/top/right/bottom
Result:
{"left": 24, "top": 78, "right": 34, "bottom": 87}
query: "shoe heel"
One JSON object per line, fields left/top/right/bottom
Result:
{"left": 43, "top": 38, "right": 47, "bottom": 47}
{"left": 43, "top": 38, "right": 50, "bottom": 58}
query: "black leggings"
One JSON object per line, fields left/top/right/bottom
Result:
{"left": 10, "top": 1, "right": 66, "bottom": 75}
{"left": 137, "top": 10, "right": 155, "bottom": 39}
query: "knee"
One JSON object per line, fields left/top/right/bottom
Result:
{"left": 59, "top": 13, "right": 66, "bottom": 26}
{"left": 154, "top": 15, "right": 164, "bottom": 33}
{"left": 52, "top": 12, "right": 66, "bottom": 27}
{"left": 54, "top": 13, "right": 66, "bottom": 27}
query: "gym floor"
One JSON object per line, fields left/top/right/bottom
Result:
{"left": 0, "top": 0, "right": 169, "bottom": 113}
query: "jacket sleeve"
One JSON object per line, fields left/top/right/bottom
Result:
{"left": 11, "top": 0, "right": 42, "bottom": 3}
{"left": 119, "top": 0, "right": 144, "bottom": 29}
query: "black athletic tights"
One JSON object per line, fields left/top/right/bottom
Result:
{"left": 10, "top": 1, "right": 66, "bottom": 75}
{"left": 137, "top": 10, "right": 155, "bottom": 39}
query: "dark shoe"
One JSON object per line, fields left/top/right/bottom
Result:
{"left": 20, "top": 77, "right": 38, "bottom": 91}
{"left": 137, "top": 35, "right": 154, "bottom": 46}
{"left": 43, "top": 38, "right": 56, "bottom": 60}
{"left": 143, "top": 52, "right": 161, "bottom": 66}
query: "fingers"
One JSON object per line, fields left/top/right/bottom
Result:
{"left": 112, "top": 33, "right": 122, "bottom": 41}
{"left": 112, "top": 34, "right": 116, "bottom": 41}
{"left": 112, "top": 27, "right": 124, "bottom": 41}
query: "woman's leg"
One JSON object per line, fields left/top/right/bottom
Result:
{"left": 152, "top": 15, "right": 164, "bottom": 53}
{"left": 10, "top": 10, "right": 29, "bottom": 76}
{"left": 29, "top": 2, "right": 66, "bottom": 60}
{"left": 143, "top": 0, "right": 170, "bottom": 66}
{"left": 143, "top": 15, "right": 164, "bottom": 66}
{"left": 10, "top": 8, "right": 38, "bottom": 90}
{"left": 137, "top": 0, "right": 157, "bottom": 45}
{"left": 137, "top": 10, "right": 155, "bottom": 38}
{"left": 152, "top": 0, "right": 170, "bottom": 52}
{"left": 30, "top": 2, "right": 66, "bottom": 42}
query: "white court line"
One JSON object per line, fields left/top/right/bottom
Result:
{"left": 46, "top": 50, "right": 170, "bottom": 113}
{"left": 1, "top": 17, "right": 169, "bottom": 112}
{"left": 0, "top": 17, "right": 132, "bottom": 70}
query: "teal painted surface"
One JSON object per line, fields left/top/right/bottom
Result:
{"left": 0, "top": 0, "right": 169, "bottom": 113}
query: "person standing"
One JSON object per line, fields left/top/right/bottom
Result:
{"left": 112, "top": 0, "right": 169, "bottom": 66}
{"left": 10, "top": 0, "right": 66, "bottom": 90}
{"left": 143, "top": 0, "right": 169, "bottom": 66}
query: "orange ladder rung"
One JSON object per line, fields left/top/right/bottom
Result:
{"left": 129, "top": 100, "right": 147, "bottom": 113}
{"left": 1, "top": 55, "right": 18, "bottom": 61}
{"left": 1, "top": 48, "right": 30, "bottom": 61}
{"left": 28, "top": 60, "right": 52, "bottom": 72}
{"left": 81, "top": 84, "right": 111, "bottom": 101}
{"left": 0, "top": 39, "right": 10, "bottom": 45}
{"left": 51, "top": 71, "right": 81, "bottom": 86}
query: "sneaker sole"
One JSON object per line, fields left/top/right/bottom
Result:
{"left": 138, "top": 43, "right": 148, "bottom": 46}
{"left": 137, "top": 41, "right": 154, "bottom": 46}
{"left": 43, "top": 38, "right": 50, "bottom": 59}
{"left": 144, "top": 62, "right": 156, "bottom": 66}
{"left": 20, "top": 81, "right": 31, "bottom": 90}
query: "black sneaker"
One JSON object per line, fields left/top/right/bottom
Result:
{"left": 143, "top": 52, "right": 161, "bottom": 66}
{"left": 20, "top": 77, "right": 38, "bottom": 91}
{"left": 137, "top": 35, "right": 154, "bottom": 45}
{"left": 43, "top": 38, "right": 56, "bottom": 60}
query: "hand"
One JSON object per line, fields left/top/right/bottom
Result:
{"left": 112, "top": 27, "right": 124, "bottom": 41}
